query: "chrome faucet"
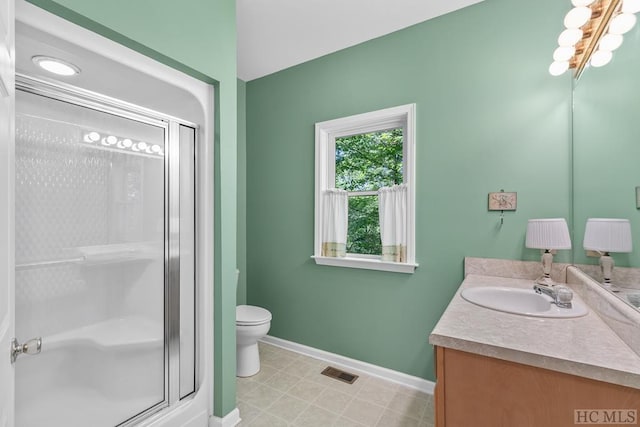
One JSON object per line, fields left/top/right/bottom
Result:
{"left": 533, "top": 284, "right": 574, "bottom": 309}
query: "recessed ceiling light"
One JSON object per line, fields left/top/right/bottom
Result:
{"left": 32, "top": 56, "right": 81, "bottom": 76}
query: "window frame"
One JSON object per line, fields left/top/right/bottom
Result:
{"left": 312, "top": 103, "right": 418, "bottom": 273}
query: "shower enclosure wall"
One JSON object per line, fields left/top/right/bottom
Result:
{"left": 15, "top": 77, "right": 197, "bottom": 427}
{"left": 10, "top": 3, "right": 215, "bottom": 426}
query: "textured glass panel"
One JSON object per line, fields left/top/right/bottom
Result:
{"left": 15, "top": 90, "right": 165, "bottom": 427}
{"left": 335, "top": 128, "right": 403, "bottom": 192}
{"left": 179, "top": 125, "right": 196, "bottom": 399}
{"left": 347, "top": 195, "right": 381, "bottom": 255}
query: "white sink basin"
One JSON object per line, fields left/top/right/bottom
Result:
{"left": 461, "top": 286, "right": 588, "bottom": 318}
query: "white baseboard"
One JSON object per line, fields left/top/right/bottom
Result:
{"left": 209, "top": 408, "right": 240, "bottom": 427}
{"left": 260, "top": 335, "right": 435, "bottom": 395}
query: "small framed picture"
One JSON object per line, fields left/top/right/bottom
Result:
{"left": 636, "top": 186, "right": 640, "bottom": 209}
{"left": 488, "top": 192, "right": 517, "bottom": 211}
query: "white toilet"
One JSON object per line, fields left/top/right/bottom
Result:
{"left": 236, "top": 304, "right": 272, "bottom": 377}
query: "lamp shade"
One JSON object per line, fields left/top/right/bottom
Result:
{"left": 583, "top": 218, "right": 633, "bottom": 253}
{"left": 526, "top": 218, "right": 572, "bottom": 250}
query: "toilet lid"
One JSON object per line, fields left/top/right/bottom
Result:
{"left": 237, "top": 305, "right": 272, "bottom": 326}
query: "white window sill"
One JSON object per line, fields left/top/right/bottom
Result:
{"left": 311, "top": 255, "right": 418, "bottom": 274}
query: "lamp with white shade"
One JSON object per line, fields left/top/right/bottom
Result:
{"left": 526, "top": 218, "right": 572, "bottom": 286}
{"left": 583, "top": 218, "right": 633, "bottom": 288}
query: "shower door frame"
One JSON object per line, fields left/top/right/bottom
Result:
{"left": 0, "top": 0, "right": 15, "bottom": 425}
{"left": 15, "top": 73, "right": 200, "bottom": 425}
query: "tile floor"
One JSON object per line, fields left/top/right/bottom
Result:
{"left": 236, "top": 342, "right": 434, "bottom": 427}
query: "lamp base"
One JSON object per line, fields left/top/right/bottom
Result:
{"left": 600, "top": 255, "right": 621, "bottom": 292}
{"left": 535, "top": 275, "right": 556, "bottom": 287}
{"left": 601, "top": 281, "right": 620, "bottom": 292}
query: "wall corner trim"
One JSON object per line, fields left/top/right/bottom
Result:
{"left": 261, "top": 335, "right": 435, "bottom": 395}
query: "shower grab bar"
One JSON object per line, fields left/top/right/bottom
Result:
{"left": 15, "top": 257, "right": 85, "bottom": 270}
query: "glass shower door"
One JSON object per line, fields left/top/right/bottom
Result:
{"left": 14, "top": 88, "right": 168, "bottom": 426}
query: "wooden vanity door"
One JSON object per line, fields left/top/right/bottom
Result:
{"left": 435, "top": 347, "right": 640, "bottom": 427}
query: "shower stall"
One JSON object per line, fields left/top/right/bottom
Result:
{"left": 15, "top": 79, "right": 196, "bottom": 426}
{"left": 7, "top": 3, "right": 215, "bottom": 426}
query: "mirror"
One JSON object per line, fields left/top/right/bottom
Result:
{"left": 572, "top": 23, "right": 640, "bottom": 310}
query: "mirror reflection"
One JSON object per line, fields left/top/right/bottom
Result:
{"left": 572, "top": 23, "right": 640, "bottom": 310}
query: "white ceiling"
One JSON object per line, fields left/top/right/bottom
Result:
{"left": 237, "top": 0, "right": 484, "bottom": 81}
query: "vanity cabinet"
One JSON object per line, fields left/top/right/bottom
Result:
{"left": 435, "top": 346, "right": 640, "bottom": 427}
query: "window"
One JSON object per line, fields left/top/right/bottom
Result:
{"left": 313, "top": 104, "right": 417, "bottom": 273}
{"left": 336, "top": 128, "right": 402, "bottom": 255}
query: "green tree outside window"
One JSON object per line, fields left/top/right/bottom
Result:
{"left": 335, "top": 128, "right": 403, "bottom": 255}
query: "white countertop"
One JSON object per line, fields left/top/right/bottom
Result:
{"left": 429, "top": 274, "right": 640, "bottom": 390}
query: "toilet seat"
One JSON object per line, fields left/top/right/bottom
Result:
{"left": 236, "top": 305, "right": 272, "bottom": 326}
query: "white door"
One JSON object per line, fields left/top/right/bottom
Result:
{"left": 0, "top": 0, "right": 14, "bottom": 426}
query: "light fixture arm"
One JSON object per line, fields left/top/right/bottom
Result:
{"left": 574, "top": 0, "right": 621, "bottom": 78}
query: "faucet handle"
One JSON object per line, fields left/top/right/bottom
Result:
{"left": 555, "top": 286, "right": 573, "bottom": 305}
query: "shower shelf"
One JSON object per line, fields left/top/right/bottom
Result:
{"left": 16, "top": 243, "right": 161, "bottom": 270}
{"left": 16, "top": 257, "right": 85, "bottom": 270}
{"left": 44, "top": 316, "right": 163, "bottom": 351}
{"left": 15, "top": 255, "right": 154, "bottom": 270}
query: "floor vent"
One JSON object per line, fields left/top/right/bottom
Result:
{"left": 321, "top": 366, "right": 359, "bottom": 384}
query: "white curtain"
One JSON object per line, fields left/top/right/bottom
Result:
{"left": 322, "top": 189, "right": 348, "bottom": 257}
{"left": 378, "top": 184, "right": 407, "bottom": 263}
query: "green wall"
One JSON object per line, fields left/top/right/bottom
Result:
{"left": 573, "top": 24, "right": 640, "bottom": 268}
{"left": 25, "top": 0, "right": 238, "bottom": 416}
{"left": 238, "top": 79, "right": 247, "bottom": 304}
{"left": 245, "top": 0, "right": 572, "bottom": 381}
